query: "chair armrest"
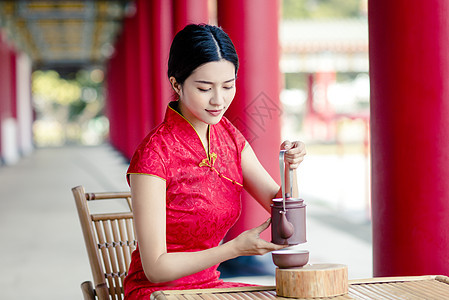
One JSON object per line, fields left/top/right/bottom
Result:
{"left": 81, "top": 281, "right": 96, "bottom": 300}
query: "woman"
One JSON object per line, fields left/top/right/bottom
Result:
{"left": 124, "top": 24, "right": 306, "bottom": 299}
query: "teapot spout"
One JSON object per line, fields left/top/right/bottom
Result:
{"left": 279, "top": 211, "right": 294, "bottom": 239}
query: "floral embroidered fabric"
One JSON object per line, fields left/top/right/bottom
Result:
{"left": 124, "top": 102, "right": 251, "bottom": 299}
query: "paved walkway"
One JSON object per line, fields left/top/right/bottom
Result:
{"left": 0, "top": 145, "right": 372, "bottom": 300}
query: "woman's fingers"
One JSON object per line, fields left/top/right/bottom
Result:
{"left": 256, "top": 239, "right": 287, "bottom": 253}
{"left": 253, "top": 218, "right": 271, "bottom": 234}
{"left": 233, "top": 218, "right": 290, "bottom": 255}
{"left": 280, "top": 140, "right": 293, "bottom": 150}
{"left": 281, "top": 140, "right": 306, "bottom": 169}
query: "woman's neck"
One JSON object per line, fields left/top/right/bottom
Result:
{"left": 176, "top": 101, "right": 209, "bottom": 151}
{"left": 194, "top": 123, "right": 209, "bottom": 151}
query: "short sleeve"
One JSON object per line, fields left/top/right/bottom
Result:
{"left": 126, "top": 137, "right": 167, "bottom": 185}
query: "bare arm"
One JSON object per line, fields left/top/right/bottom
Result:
{"left": 130, "top": 174, "right": 284, "bottom": 283}
{"left": 241, "top": 144, "right": 280, "bottom": 212}
{"left": 241, "top": 140, "right": 306, "bottom": 211}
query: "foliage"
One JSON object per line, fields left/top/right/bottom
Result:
{"left": 283, "top": 0, "right": 363, "bottom": 19}
{"left": 32, "top": 70, "right": 81, "bottom": 105}
{"left": 32, "top": 69, "right": 107, "bottom": 146}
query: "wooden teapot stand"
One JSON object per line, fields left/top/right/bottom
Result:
{"left": 275, "top": 263, "right": 348, "bottom": 298}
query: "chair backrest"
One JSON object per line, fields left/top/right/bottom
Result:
{"left": 73, "top": 185, "right": 136, "bottom": 300}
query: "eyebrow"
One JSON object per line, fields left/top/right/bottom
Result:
{"left": 194, "top": 78, "right": 235, "bottom": 84}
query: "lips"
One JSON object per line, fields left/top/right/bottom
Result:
{"left": 206, "top": 109, "right": 223, "bottom": 117}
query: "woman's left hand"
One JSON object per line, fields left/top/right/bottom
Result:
{"left": 280, "top": 140, "right": 306, "bottom": 169}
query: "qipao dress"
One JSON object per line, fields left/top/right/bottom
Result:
{"left": 124, "top": 101, "right": 252, "bottom": 299}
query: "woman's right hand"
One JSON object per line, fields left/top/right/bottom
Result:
{"left": 229, "top": 218, "right": 287, "bottom": 256}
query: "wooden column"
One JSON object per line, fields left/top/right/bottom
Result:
{"left": 173, "top": 0, "right": 209, "bottom": 34}
{"left": 218, "top": 0, "right": 282, "bottom": 241}
{"left": 16, "top": 52, "right": 33, "bottom": 156}
{"left": 149, "top": 0, "right": 173, "bottom": 126}
{"left": 124, "top": 12, "right": 142, "bottom": 159}
{"left": 107, "top": 31, "right": 128, "bottom": 156}
{"left": 369, "top": 0, "right": 449, "bottom": 276}
{"left": 0, "top": 31, "right": 17, "bottom": 164}
{"left": 136, "top": 0, "right": 154, "bottom": 133}
{"left": 107, "top": 0, "right": 167, "bottom": 159}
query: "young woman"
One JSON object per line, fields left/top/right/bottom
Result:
{"left": 124, "top": 24, "right": 306, "bottom": 299}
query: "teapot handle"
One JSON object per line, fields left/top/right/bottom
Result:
{"left": 279, "top": 150, "right": 293, "bottom": 211}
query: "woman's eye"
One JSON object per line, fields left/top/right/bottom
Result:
{"left": 198, "top": 88, "right": 210, "bottom": 92}
{"left": 223, "top": 86, "right": 234, "bottom": 90}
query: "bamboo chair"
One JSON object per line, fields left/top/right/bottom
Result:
{"left": 72, "top": 185, "right": 136, "bottom": 300}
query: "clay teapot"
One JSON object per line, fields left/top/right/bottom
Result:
{"left": 271, "top": 150, "right": 306, "bottom": 245}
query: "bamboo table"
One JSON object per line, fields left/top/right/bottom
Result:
{"left": 151, "top": 275, "right": 449, "bottom": 300}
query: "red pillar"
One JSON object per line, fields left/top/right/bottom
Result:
{"left": 149, "top": 0, "right": 173, "bottom": 125}
{"left": 315, "top": 71, "right": 336, "bottom": 142}
{"left": 0, "top": 31, "right": 6, "bottom": 161}
{"left": 218, "top": 0, "right": 282, "bottom": 241}
{"left": 369, "top": 0, "right": 449, "bottom": 276}
{"left": 9, "top": 49, "right": 17, "bottom": 120}
{"left": 105, "top": 50, "right": 118, "bottom": 149}
{"left": 107, "top": 0, "right": 174, "bottom": 159}
{"left": 124, "top": 13, "right": 142, "bottom": 159}
{"left": 0, "top": 31, "right": 14, "bottom": 163}
{"left": 173, "top": 0, "right": 209, "bottom": 34}
{"left": 107, "top": 0, "right": 157, "bottom": 158}
{"left": 107, "top": 31, "right": 129, "bottom": 156}
{"left": 136, "top": 0, "right": 155, "bottom": 132}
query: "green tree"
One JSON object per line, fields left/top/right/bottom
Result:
{"left": 283, "top": 0, "right": 363, "bottom": 19}
{"left": 32, "top": 69, "right": 106, "bottom": 146}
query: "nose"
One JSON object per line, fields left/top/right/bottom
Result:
{"left": 210, "top": 88, "right": 224, "bottom": 106}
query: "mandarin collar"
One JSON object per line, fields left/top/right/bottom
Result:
{"left": 165, "top": 101, "right": 211, "bottom": 157}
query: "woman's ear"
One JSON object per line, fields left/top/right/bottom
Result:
{"left": 169, "top": 77, "right": 181, "bottom": 95}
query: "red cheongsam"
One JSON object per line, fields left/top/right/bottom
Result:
{"left": 124, "top": 101, "right": 253, "bottom": 299}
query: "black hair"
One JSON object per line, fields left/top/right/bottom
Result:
{"left": 167, "top": 24, "right": 239, "bottom": 85}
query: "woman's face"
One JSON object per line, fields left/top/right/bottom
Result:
{"left": 171, "top": 60, "right": 236, "bottom": 129}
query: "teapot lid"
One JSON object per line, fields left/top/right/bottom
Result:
{"left": 272, "top": 197, "right": 305, "bottom": 208}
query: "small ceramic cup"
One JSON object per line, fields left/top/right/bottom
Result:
{"left": 272, "top": 249, "right": 309, "bottom": 268}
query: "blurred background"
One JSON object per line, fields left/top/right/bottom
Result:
{"left": 2, "top": 0, "right": 370, "bottom": 218}
{"left": 0, "top": 0, "right": 371, "bottom": 299}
